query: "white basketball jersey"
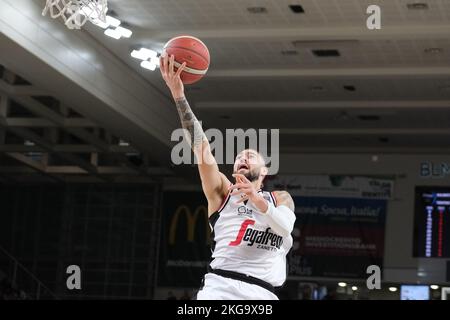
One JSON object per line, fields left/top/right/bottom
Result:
{"left": 209, "top": 189, "right": 293, "bottom": 287}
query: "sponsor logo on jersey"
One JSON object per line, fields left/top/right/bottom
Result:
{"left": 237, "top": 205, "right": 253, "bottom": 217}
{"left": 229, "top": 219, "right": 283, "bottom": 251}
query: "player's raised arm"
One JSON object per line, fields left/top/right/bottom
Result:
{"left": 160, "top": 54, "right": 230, "bottom": 212}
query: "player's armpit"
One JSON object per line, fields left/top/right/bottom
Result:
{"left": 196, "top": 146, "right": 231, "bottom": 214}
{"left": 199, "top": 164, "right": 230, "bottom": 203}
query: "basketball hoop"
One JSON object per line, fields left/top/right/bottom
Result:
{"left": 42, "top": 0, "right": 108, "bottom": 30}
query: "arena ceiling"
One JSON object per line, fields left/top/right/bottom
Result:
{"left": 0, "top": 0, "right": 449, "bottom": 182}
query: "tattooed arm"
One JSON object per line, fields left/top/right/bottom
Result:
{"left": 160, "top": 53, "right": 230, "bottom": 214}
{"left": 273, "top": 191, "right": 296, "bottom": 212}
{"left": 174, "top": 97, "right": 207, "bottom": 152}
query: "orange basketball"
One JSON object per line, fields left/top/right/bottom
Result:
{"left": 162, "top": 35, "right": 210, "bottom": 85}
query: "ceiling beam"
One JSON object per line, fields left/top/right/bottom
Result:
{"left": 63, "top": 118, "right": 98, "bottom": 127}
{"left": 206, "top": 67, "right": 450, "bottom": 78}
{"left": 0, "top": 94, "right": 8, "bottom": 132}
{"left": 0, "top": 0, "right": 179, "bottom": 153}
{"left": 0, "top": 79, "right": 47, "bottom": 96}
{"left": 64, "top": 127, "right": 110, "bottom": 152}
{"left": 196, "top": 100, "right": 450, "bottom": 109}
{"left": 6, "top": 152, "right": 46, "bottom": 172}
{"left": 0, "top": 166, "right": 174, "bottom": 176}
{"left": 7, "top": 126, "right": 53, "bottom": 149}
{"left": 281, "top": 128, "right": 450, "bottom": 135}
{"left": 146, "top": 25, "right": 450, "bottom": 41}
{"left": 1, "top": 78, "right": 152, "bottom": 176}
{"left": 0, "top": 91, "right": 65, "bottom": 124}
{"left": 63, "top": 128, "right": 157, "bottom": 179}
{"left": 0, "top": 144, "right": 138, "bottom": 153}
{"left": 5, "top": 152, "right": 63, "bottom": 182}
{"left": 2, "top": 126, "right": 101, "bottom": 177}
{"left": 1, "top": 79, "right": 155, "bottom": 178}
{"left": 280, "top": 147, "right": 450, "bottom": 154}
{"left": 2, "top": 117, "right": 97, "bottom": 128}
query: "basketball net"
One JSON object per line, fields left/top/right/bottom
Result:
{"left": 42, "top": 0, "right": 108, "bottom": 30}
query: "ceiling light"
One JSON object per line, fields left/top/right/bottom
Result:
{"left": 104, "top": 28, "right": 122, "bottom": 39}
{"left": 338, "top": 282, "right": 347, "bottom": 287}
{"left": 424, "top": 47, "right": 444, "bottom": 54}
{"left": 93, "top": 15, "right": 126, "bottom": 33}
{"left": 430, "top": 285, "right": 439, "bottom": 290}
{"left": 343, "top": 85, "right": 356, "bottom": 92}
{"left": 24, "top": 140, "right": 35, "bottom": 146}
{"left": 131, "top": 47, "right": 160, "bottom": 71}
{"left": 131, "top": 48, "right": 158, "bottom": 61}
{"left": 92, "top": 18, "right": 110, "bottom": 29}
{"left": 116, "top": 26, "right": 132, "bottom": 38}
{"left": 247, "top": 7, "right": 267, "bottom": 14}
{"left": 289, "top": 5, "right": 305, "bottom": 13}
{"left": 141, "top": 60, "right": 157, "bottom": 71}
{"left": 104, "top": 25, "right": 132, "bottom": 40}
{"left": 106, "top": 15, "right": 121, "bottom": 27}
{"left": 351, "top": 286, "right": 358, "bottom": 291}
{"left": 312, "top": 49, "right": 340, "bottom": 57}
{"left": 93, "top": 15, "right": 121, "bottom": 29}
{"left": 389, "top": 287, "right": 398, "bottom": 292}
{"left": 407, "top": 3, "right": 429, "bottom": 10}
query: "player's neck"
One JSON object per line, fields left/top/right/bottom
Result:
{"left": 252, "top": 180, "right": 263, "bottom": 191}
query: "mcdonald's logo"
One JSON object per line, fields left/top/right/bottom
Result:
{"left": 169, "top": 205, "right": 209, "bottom": 245}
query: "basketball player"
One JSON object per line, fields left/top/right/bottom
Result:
{"left": 160, "top": 54, "right": 296, "bottom": 300}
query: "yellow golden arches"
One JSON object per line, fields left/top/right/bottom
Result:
{"left": 168, "top": 205, "right": 209, "bottom": 245}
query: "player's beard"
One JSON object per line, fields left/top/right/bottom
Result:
{"left": 242, "top": 167, "right": 261, "bottom": 182}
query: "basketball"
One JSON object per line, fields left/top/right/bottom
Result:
{"left": 162, "top": 35, "right": 210, "bottom": 85}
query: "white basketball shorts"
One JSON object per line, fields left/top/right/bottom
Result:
{"left": 196, "top": 273, "right": 278, "bottom": 300}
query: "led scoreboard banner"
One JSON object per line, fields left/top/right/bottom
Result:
{"left": 414, "top": 187, "right": 450, "bottom": 258}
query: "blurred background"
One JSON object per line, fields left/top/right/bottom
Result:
{"left": 0, "top": 0, "right": 449, "bottom": 300}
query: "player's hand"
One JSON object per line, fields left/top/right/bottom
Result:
{"left": 229, "top": 174, "right": 260, "bottom": 204}
{"left": 160, "top": 53, "right": 187, "bottom": 100}
{"left": 230, "top": 174, "right": 269, "bottom": 212}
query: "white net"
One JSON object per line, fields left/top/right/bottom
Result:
{"left": 42, "top": 0, "right": 108, "bottom": 30}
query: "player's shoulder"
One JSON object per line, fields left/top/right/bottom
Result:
{"left": 272, "top": 190, "right": 292, "bottom": 196}
{"left": 272, "top": 190, "right": 293, "bottom": 199}
{"left": 271, "top": 190, "right": 295, "bottom": 211}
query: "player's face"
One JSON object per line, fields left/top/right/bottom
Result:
{"left": 233, "top": 150, "right": 265, "bottom": 182}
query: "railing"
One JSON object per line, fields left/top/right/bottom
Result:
{"left": 0, "top": 245, "right": 57, "bottom": 300}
